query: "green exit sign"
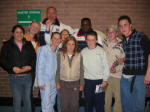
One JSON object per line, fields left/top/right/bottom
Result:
{"left": 17, "top": 9, "right": 41, "bottom": 26}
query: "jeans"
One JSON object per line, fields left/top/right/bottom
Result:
{"left": 9, "top": 74, "right": 32, "bottom": 112}
{"left": 120, "top": 75, "right": 146, "bottom": 112}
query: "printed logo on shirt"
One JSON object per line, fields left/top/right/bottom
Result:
{"left": 75, "top": 36, "right": 85, "bottom": 41}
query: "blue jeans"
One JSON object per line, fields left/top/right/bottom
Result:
{"left": 120, "top": 75, "right": 146, "bottom": 112}
{"left": 9, "top": 74, "right": 32, "bottom": 112}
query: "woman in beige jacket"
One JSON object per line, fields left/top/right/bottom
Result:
{"left": 56, "top": 36, "right": 84, "bottom": 112}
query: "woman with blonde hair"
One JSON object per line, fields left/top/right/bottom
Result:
{"left": 24, "top": 21, "right": 41, "bottom": 89}
{"left": 24, "top": 21, "right": 41, "bottom": 52}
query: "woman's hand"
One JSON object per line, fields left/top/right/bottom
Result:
{"left": 21, "top": 66, "right": 32, "bottom": 72}
{"left": 13, "top": 67, "right": 22, "bottom": 74}
{"left": 13, "top": 66, "right": 31, "bottom": 74}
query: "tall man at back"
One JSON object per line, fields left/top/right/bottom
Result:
{"left": 39, "top": 7, "right": 74, "bottom": 45}
{"left": 118, "top": 15, "right": 150, "bottom": 112}
{"left": 73, "top": 18, "right": 105, "bottom": 49}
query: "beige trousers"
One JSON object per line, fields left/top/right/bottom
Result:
{"left": 105, "top": 76, "right": 122, "bottom": 112}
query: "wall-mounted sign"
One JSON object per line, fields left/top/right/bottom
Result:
{"left": 17, "top": 9, "right": 41, "bottom": 26}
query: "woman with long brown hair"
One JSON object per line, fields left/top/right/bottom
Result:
{"left": 0, "top": 25, "right": 36, "bottom": 112}
{"left": 56, "top": 36, "right": 84, "bottom": 112}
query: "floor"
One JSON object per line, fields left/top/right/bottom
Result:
{"left": 0, "top": 106, "right": 150, "bottom": 112}
{"left": 0, "top": 97, "right": 150, "bottom": 112}
{"left": 0, "top": 106, "right": 84, "bottom": 112}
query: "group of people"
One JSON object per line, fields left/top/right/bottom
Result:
{"left": 0, "top": 6, "right": 150, "bottom": 112}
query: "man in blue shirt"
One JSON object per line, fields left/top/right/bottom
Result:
{"left": 36, "top": 32, "right": 61, "bottom": 112}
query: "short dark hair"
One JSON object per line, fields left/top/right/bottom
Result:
{"left": 85, "top": 31, "right": 98, "bottom": 40}
{"left": 12, "top": 25, "right": 25, "bottom": 34}
{"left": 118, "top": 15, "right": 132, "bottom": 24}
{"left": 51, "top": 32, "right": 61, "bottom": 39}
{"left": 81, "top": 18, "right": 91, "bottom": 25}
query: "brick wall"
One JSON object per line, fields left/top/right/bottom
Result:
{"left": 0, "top": 0, "right": 150, "bottom": 97}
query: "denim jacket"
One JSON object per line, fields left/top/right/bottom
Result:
{"left": 36, "top": 44, "right": 57, "bottom": 86}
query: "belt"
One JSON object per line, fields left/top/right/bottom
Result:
{"left": 15, "top": 74, "right": 28, "bottom": 77}
{"left": 130, "top": 75, "right": 136, "bottom": 93}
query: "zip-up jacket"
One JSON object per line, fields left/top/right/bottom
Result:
{"left": 0, "top": 37, "right": 36, "bottom": 74}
